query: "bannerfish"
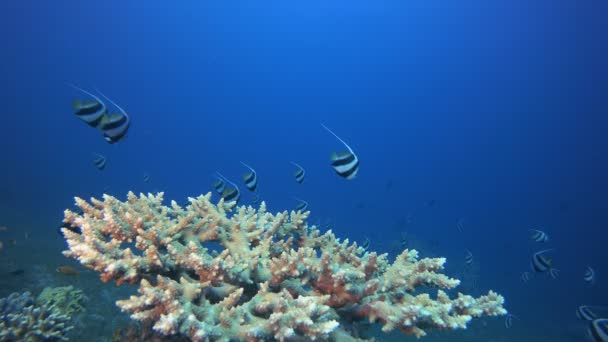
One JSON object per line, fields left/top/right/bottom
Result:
{"left": 521, "top": 272, "right": 531, "bottom": 283}
{"left": 95, "top": 90, "right": 130, "bottom": 144}
{"left": 457, "top": 218, "right": 465, "bottom": 232}
{"left": 588, "top": 318, "right": 608, "bottom": 342}
{"left": 293, "top": 197, "right": 308, "bottom": 212}
{"left": 212, "top": 178, "right": 225, "bottom": 194}
{"left": 531, "top": 249, "right": 558, "bottom": 276}
{"left": 361, "top": 237, "right": 370, "bottom": 250}
{"left": 69, "top": 84, "right": 107, "bottom": 128}
{"left": 216, "top": 172, "right": 240, "bottom": 204}
{"left": 143, "top": 173, "right": 150, "bottom": 183}
{"left": 578, "top": 305, "right": 600, "bottom": 321}
{"left": 290, "top": 161, "right": 306, "bottom": 184}
{"left": 240, "top": 162, "right": 258, "bottom": 192}
{"left": 465, "top": 250, "right": 474, "bottom": 265}
{"left": 322, "top": 123, "right": 359, "bottom": 180}
{"left": 56, "top": 266, "right": 79, "bottom": 276}
{"left": 530, "top": 229, "right": 549, "bottom": 242}
{"left": 505, "top": 314, "right": 518, "bottom": 328}
{"left": 92, "top": 153, "right": 106, "bottom": 170}
{"left": 585, "top": 267, "right": 596, "bottom": 285}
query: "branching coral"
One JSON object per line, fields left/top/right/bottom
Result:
{"left": 0, "top": 291, "right": 73, "bottom": 342}
{"left": 61, "top": 192, "right": 506, "bottom": 341}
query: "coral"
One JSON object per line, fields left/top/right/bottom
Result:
{"left": 61, "top": 192, "right": 506, "bottom": 341}
{"left": 37, "top": 285, "right": 88, "bottom": 316}
{"left": 0, "top": 291, "right": 73, "bottom": 342}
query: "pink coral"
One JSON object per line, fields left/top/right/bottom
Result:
{"left": 61, "top": 192, "right": 506, "bottom": 341}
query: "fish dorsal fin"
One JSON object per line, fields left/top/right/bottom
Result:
{"left": 290, "top": 161, "right": 304, "bottom": 171}
{"left": 67, "top": 83, "right": 105, "bottom": 105}
{"left": 240, "top": 162, "right": 256, "bottom": 176}
{"left": 321, "top": 123, "right": 355, "bottom": 155}
{"left": 216, "top": 172, "right": 240, "bottom": 194}
{"left": 95, "top": 88, "right": 128, "bottom": 117}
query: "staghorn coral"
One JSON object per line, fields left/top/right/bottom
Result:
{"left": 37, "top": 285, "right": 88, "bottom": 316}
{"left": 61, "top": 192, "right": 506, "bottom": 341}
{"left": 0, "top": 291, "right": 73, "bottom": 342}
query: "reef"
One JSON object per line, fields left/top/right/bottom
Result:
{"left": 61, "top": 192, "right": 506, "bottom": 341}
{"left": 37, "top": 285, "right": 88, "bottom": 316}
{"left": 0, "top": 291, "right": 73, "bottom": 341}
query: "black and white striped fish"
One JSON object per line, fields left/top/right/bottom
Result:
{"left": 505, "top": 314, "right": 518, "bottom": 328}
{"left": 588, "top": 318, "right": 608, "bottom": 342}
{"left": 212, "top": 178, "right": 225, "bottom": 194}
{"left": 293, "top": 198, "right": 308, "bottom": 212}
{"left": 92, "top": 154, "right": 106, "bottom": 170}
{"left": 96, "top": 90, "right": 130, "bottom": 144}
{"left": 577, "top": 305, "right": 600, "bottom": 321}
{"left": 143, "top": 173, "right": 150, "bottom": 183}
{"left": 290, "top": 161, "right": 305, "bottom": 184}
{"left": 521, "top": 271, "right": 531, "bottom": 283}
{"left": 216, "top": 172, "right": 240, "bottom": 204}
{"left": 456, "top": 218, "right": 465, "bottom": 232}
{"left": 70, "top": 84, "right": 107, "bottom": 128}
{"left": 530, "top": 229, "right": 549, "bottom": 242}
{"left": 322, "top": 124, "right": 359, "bottom": 180}
{"left": 465, "top": 250, "right": 474, "bottom": 265}
{"left": 585, "top": 267, "right": 596, "bottom": 284}
{"left": 531, "top": 249, "right": 557, "bottom": 274}
{"left": 361, "top": 237, "right": 370, "bottom": 250}
{"left": 240, "top": 162, "right": 258, "bottom": 192}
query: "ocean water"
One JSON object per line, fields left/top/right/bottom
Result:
{"left": 1, "top": 1, "right": 607, "bottom": 341}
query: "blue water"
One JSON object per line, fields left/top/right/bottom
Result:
{"left": 1, "top": 0, "right": 607, "bottom": 341}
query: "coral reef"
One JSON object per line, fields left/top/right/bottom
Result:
{"left": 0, "top": 291, "right": 73, "bottom": 341}
{"left": 37, "top": 285, "right": 88, "bottom": 316}
{"left": 61, "top": 192, "right": 506, "bottom": 341}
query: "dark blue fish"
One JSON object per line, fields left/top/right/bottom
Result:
{"left": 589, "top": 318, "right": 608, "bottom": 342}
{"left": 96, "top": 90, "right": 130, "bottom": 144}
{"left": 531, "top": 249, "right": 558, "bottom": 275}
{"left": 290, "top": 161, "right": 305, "bottom": 184}
{"left": 521, "top": 272, "right": 531, "bottom": 283}
{"left": 322, "top": 124, "right": 359, "bottom": 180}
{"left": 69, "top": 84, "right": 107, "bottom": 128}
{"left": 240, "top": 162, "right": 258, "bottom": 192}
{"left": 361, "top": 237, "right": 370, "bottom": 250}
{"left": 143, "top": 173, "right": 150, "bottom": 183}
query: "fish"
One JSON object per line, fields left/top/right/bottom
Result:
{"left": 251, "top": 194, "right": 261, "bottom": 205}
{"left": 240, "top": 162, "right": 258, "bottom": 192}
{"left": 465, "top": 250, "right": 474, "bottom": 265}
{"left": 69, "top": 84, "right": 107, "bottom": 128}
{"left": 95, "top": 90, "right": 130, "bottom": 144}
{"left": 212, "top": 178, "right": 225, "bottom": 194}
{"left": 361, "top": 237, "right": 370, "bottom": 250}
{"left": 531, "top": 249, "right": 558, "bottom": 275}
{"left": 588, "top": 318, "right": 608, "bottom": 342}
{"left": 426, "top": 199, "right": 436, "bottom": 207}
{"left": 456, "top": 218, "right": 465, "bottom": 232}
{"left": 585, "top": 267, "right": 596, "bottom": 285}
{"left": 56, "top": 266, "right": 79, "bottom": 276}
{"left": 8, "top": 269, "right": 24, "bottom": 276}
{"left": 578, "top": 305, "right": 601, "bottom": 321}
{"left": 504, "top": 314, "right": 519, "bottom": 328}
{"left": 143, "top": 173, "right": 150, "bottom": 183}
{"left": 290, "top": 161, "right": 306, "bottom": 184}
{"left": 293, "top": 198, "right": 308, "bottom": 212}
{"left": 549, "top": 268, "right": 560, "bottom": 279}
{"left": 521, "top": 271, "right": 531, "bottom": 283}
{"left": 530, "top": 229, "right": 549, "bottom": 242}
{"left": 0, "top": 225, "right": 8, "bottom": 232}
{"left": 92, "top": 153, "right": 106, "bottom": 170}
{"left": 216, "top": 172, "right": 240, "bottom": 204}
{"left": 321, "top": 124, "right": 359, "bottom": 180}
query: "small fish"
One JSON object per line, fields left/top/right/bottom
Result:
{"left": 290, "top": 162, "right": 305, "bottom": 184}
{"left": 56, "top": 266, "right": 79, "bottom": 276}
{"left": 588, "top": 318, "right": 608, "bottom": 342}
{"left": 212, "top": 178, "right": 225, "bottom": 194}
{"left": 426, "top": 199, "right": 436, "bottom": 207}
{"left": 585, "top": 267, "right": 596, "bottom": 285}
{"left": 456, "top": 218, "right": 465, "bottom": 232}
{"left": 0, "top": 225, "right": 8, "bottom": 232}
{"left": 240, "top": 162, "right": 258, "bottom": 192}
{"left": 531, "top": 249, "right": 558, "bottom": 275}
{"left": 9, "top": 269, "right": 24, "bottom": 276}
{"left": 322, "top": 124, "right": 359, "bottom": 180}
{"left": 69, "top": 84, "right": 107, "bottom": 128}
{"left": 361, "top": 237, "right": 370, "bottom": 250}
{"left": 505, "top": 314, "right": 518, "bottom": 328}
{"left": 549, "top": 268, "right": 560, "bottom": 279}
{"left": 251, "top": 194, "right": 261, "bottom": 205}
{"left": 293, "top": 197, "right": 308, "bottom": 212}
{"left": 521, "top": 271, "right": 531, "bottom": 283}
{"left": 92, "top": 153, "right": 106, "bottom": 170}
{"left": 465, "top": 250, "right": 474, "bottom": 265}
{"left": 216, "top": 172, "right": 240, "bottom": 204}
{"left": 143, "top": 173, "right": 150, "bottom": 183}
{"left": 530, "top": 229, "right": 549, "bottom": 242}
{"left": 578, "top": 305, "right": 600, "bottom": 321}
{"left": 96, "top": 90, "right": 130, "bottom": 144}
{"left": 400, "top": 233, "right": 407, "bottom": 248}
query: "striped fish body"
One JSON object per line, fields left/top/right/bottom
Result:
{"left": 531, "top": 252, "right": 552, "bottom": 273}
{"left": 361, "top": 238, "right": 370, "bottom": 250}
{"left": 465, "top": 251, "right": 473, "bottom": 265}
{"left": 578, "top": 306, "right": 598, "bottom": 321}
{"left": 585, "top": 267, "right": 595, "bottom": 283}
{"left": 221, "top": 187, "right": 240, "bottom": 204}
{"left": 295, "top": 202, "right": 308, "bottom": 212}
{"left": 331, "top": 151, "right": 359, "bottom": 180}
{"left": 143, "top": 174, "right": 150, "bottom": 182}
{"left": 589, "top": 319, "right": 608, "bottom": 342}
{"left": 213, "top": 179, "right": 225, "bottom": 193}
{"left": 521, "top": 272, "right": 531, "bottom": 282}
{"left": 93, "top": 156, "right": 106, "bottom": 170}
{"left": 530, "top": 229, "right": 549, "bottom": 242}
{"left": 73, "top": 100, "right": 106, "bottom": 127}
{"left": 294, "top": 168, "right": 305, "bottom": 183}
{"left": 101, "top": 113, "right": 130, "bottom": 144}
{"left": 505, "top": 315, "right": 513, "bottom": 328}
{"left": 243, "top": 172, "right": 257, "bottom": 192}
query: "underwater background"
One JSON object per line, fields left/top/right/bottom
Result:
{"left": 1, "top": 0, "right": 607, "bottom": 341}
